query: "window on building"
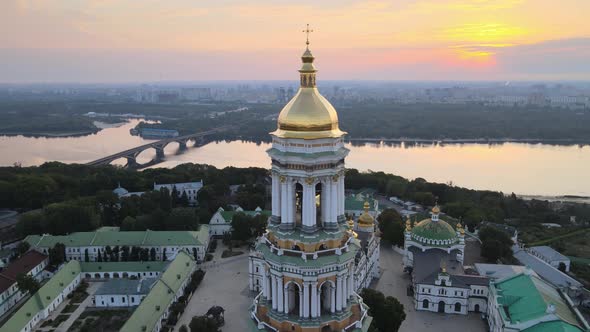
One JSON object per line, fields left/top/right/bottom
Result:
{"left": 422, "top": 299, "right": 429, "bottom": 308}
{"left": 454, "top": 303, "right": 461, "bottom": 312}
{"left": 122, "top": 297, "right": 125, "bottom": 303}
{"left": 111, "top": 297, "right": 114, "bottom": 303}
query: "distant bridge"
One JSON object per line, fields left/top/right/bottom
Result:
{"left": 86, "top": 126, "right": 233, "bottom": 168}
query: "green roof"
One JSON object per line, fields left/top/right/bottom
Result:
{"left": 120, "top": 251, "right": 196, "bottom": 332}
{"left": 0, "top": 261, "right": 81, "bottom": 332}
{"left": 411, "top": 218, "right": 457, "bottom": 241}
{"left": 523, "top": 321, "right": 583, "bottom": 332}
{"left": 494, "top": 273, "right": 582, "bottom": 328}
{"left": 267, "top": 223, "right": 349, "bottom": 243}
{"left": 80, "top": 261, "right": 169, "bottom": 273}
{"left": 24, "top": 226, "right": 209, "bottom": 248}
{"left": 256, "top": 241, "right": 359, "bottom": 268}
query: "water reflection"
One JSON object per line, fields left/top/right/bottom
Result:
{"left": 1, "top": 121, "right": 588, "bottom": 196}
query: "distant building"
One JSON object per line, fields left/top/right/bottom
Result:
{"left": 208, "top": 206, "right": 270, "bottom": 237}
{"left": 345, "top": 191, "right": 379, "bottom": 219}
{"left": 24, "top": 226, "right": 210, "bottom": 263}
{"left": 513, "top": 245, "right": 581, "bottom": 297}
{"left": 113, "top": 181, "right": 203, "bottom": 205}
{"left": 154, "top": 181, "right": 203, "bottom": 205}
{"left": 94, "top": 278, "right": 157, "bottom": 308}
{"left": 529, "top": 246, "right": 571, "bottom": 272}
{"left": 139, "top": 128, "right": 179, "bottom": 139}
{"left": 480, "top": 221, "right": 518, "bottom": 244}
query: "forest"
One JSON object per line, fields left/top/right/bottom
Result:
{"left": 2, "top": 162, "right": 589, "bottom": 249}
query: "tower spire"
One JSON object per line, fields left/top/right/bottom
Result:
{"left": 302, "top": 24, "right": 313, "bottom": 47}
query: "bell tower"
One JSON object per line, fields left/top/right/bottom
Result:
{"left": 248, "top": 27, "right": 372, "bottom": 332}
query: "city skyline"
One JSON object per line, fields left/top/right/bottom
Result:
{"left": 1, "top": 0, "right": 590, "bottom": 82}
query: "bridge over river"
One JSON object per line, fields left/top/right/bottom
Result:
{"left": 86, "top": 126, "right": 233, "bottom": 168}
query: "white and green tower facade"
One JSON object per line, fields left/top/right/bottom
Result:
{"left": 248, "top": 38, "right": 372, "bottom": 332}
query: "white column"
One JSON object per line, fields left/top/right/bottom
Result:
{"left": 348, "top": 268, "right": 355, "bottom": 298}
{"left": 342, "top": 275, "right": 348, "bottom": 307}
{"left": 271, "top": 275, "right": 278, "bottom": 310}
{"left": 311, "top": 282, "right": 318, "bottom": 318}
{"left": 289, "top": 181, "right": 295, "bottom": 224}
{"left": 271, "top": 174, "right": 278, "bottom": 217}
{"left": 279, "top": 182, "right": 289, "bottom": 224}
{"left": 324, "top": 179, "right": 332, "bottom": 223}
{"left": 330, "top": 285, "right": 336, "bottom": 313}
{"left": 320, "top": 182, "right": 327, "bottom": 224}
{"left": 310, "top": 184, "right": 317, "bottom": 227}
{"left": 336, "top": 277, "right": 343, "bottom": 312}
{"left": 277, "top": 276, "right": 284, "bottom": 313}
{"left": 331, "top": 180, "right": 338, "bottom": 223}
{"left": 262, "top": 267, "right": 268, "bottom": 298}
{"left": 284, "top": 287, "right": 289, "bottom": 314}
{"left": 339, "top": 176, "right": 345, "bottom": 216}
{"left": 303, "top": 282, "right": 310, "bottom": 318}
{"left": 299, "top": 289, "right": 304, "bottom": 317}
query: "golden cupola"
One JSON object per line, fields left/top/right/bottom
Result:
{"left": 271, "top": 34, "right": 345, "bottom": 140}
{"left": 358, "top": 201, "right": 375, "bottom": 227}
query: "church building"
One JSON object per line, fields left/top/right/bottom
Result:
{"left": 248, "top": 29, "right": 375, "bottom": 332}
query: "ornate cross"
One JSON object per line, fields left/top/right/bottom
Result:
{"left": 302, "top": 24, "right": 313, "bottom": 46}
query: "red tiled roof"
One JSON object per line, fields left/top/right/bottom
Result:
{"left": 0, "top": 251, "right": 48, "bottom": 293}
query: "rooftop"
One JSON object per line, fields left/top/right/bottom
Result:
{"left": 513, "top": 246, "right": 582, "bottom": 289}
{"left": 531, "top": 246, "right": 569, "bottom": 262}
{"left": 120, "top": 251, "right": 196, "bottom": 332}
{"left": 0, "top": 251, "right": 47, "bottom": 293}
{"left": 0, "top": 260, "right": 81, "bottom": 332}
{"left": 95, "top": 277, "right": 157, "bottom": 296}
{"left": 24, "top": 225, "right": 209, "bottom": 248}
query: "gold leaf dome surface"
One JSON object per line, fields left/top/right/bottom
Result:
{"left": 271, "top": 47, "right": 345, "bottom": 140}
{"left": 358, "top": 201, "right": 375, "bottom": 227}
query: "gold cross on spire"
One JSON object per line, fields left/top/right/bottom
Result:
{"left": 302, "top": 24, "right": 313, "bottom": 46}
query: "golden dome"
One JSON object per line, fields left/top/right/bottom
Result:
{"left": 358, "top": 201, "right": 375, "bottom": 227}
{"left": 431, "top": 205, "right": 441, "bottom": 214}
{"left": 271, "top": 46, "right": 346, "bottom": 140}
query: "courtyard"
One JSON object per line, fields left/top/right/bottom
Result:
{"left": 175, "top": 245, "right": 254, "bottom": 332}
{"left": 376, "top": 245, "right": 488, "bottom": 332}
{"left": 174, "top": 242, "right": 488, "bottom": 332}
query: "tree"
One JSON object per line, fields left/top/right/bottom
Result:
{"left": 179, "top": 325, "right": 189, "bottom": 332}
{"left": 230, "top": 212, "right": 252, "bottom": 242}
{"left": 84, "top": 249, "right": 89, "bottom": 262}
{"left": 167, "top": 207, "right": 199, "bottom": 231}
{"left": 377, "top": 209, "right": 404, "bottom": 247}
{"left": 206, "top": 306, "right": 225, "bottom": 326}
{"left": 479, "top": 226, "right": 513, "bottom": 262}
{"left": 17, "top": 241, "right": 30, "bottom": 255}
{"left": 121, "top": 246, "right": 130, "bottom": 262}
{"left": 16, "top": 273, "right": 41, "bottom": 294}
{"left": 140, "top": 248, "right": 149, "bottom": 261}
{"left": 360, "top": 288, "right": 406, "bottom": 332}
{"left": 97, "top": 250, "right": 103, "bottom": 262}
{"left": 49, "top": 243, "right": 66, "bottom": 266}
{"left": 189, "top": 315, "right": 221, "bottom": 332}
{"left": 162, "top": 248, "right": 167, "bottom": 261}
{"left": 150, "top": 248, "right": 156, "bottom": 261}
{"left": 250, "top": 214, "right": 268, "bottom": 238}
{"left": 96, "top": 190, "right": 119, "bottom": 226}
{"left": 130, "top": 246, "right": 140, "bottom": 261}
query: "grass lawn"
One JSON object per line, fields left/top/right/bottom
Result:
{"left": 51, "top": 314, "right": 70, "bottom": 328}
{"left": 71, "top": 309, "right": 133, "bottom": 332}
{"left": 62, "top": 303, "right": 79, "bottom": 313}
{"left": 221, "top": 250, "right": 244, "bottom": 258}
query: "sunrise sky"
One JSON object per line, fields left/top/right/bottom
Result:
{"left": 1, "top": 0, "right": 589, "bottom": 82}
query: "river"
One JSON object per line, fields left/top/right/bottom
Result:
{"left": 1, "top": 119, "right": 589, "bottom": 197}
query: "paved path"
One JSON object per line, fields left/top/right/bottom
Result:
{"left": 175, "top": 253, "right": 253, "bottom": 332}
{"left": 375, "top": 244, "right": 487, "bottom": 332}
{"left": 54, "top": 282, "right": 101, "bottom": 332}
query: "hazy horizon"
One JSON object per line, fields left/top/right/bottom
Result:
{"left": 2, "top": 0, "right": 590, "bottom": 83}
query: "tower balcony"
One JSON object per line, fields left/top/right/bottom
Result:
{"left": 250, "top": 291, "right": 372, "bottom": 332}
